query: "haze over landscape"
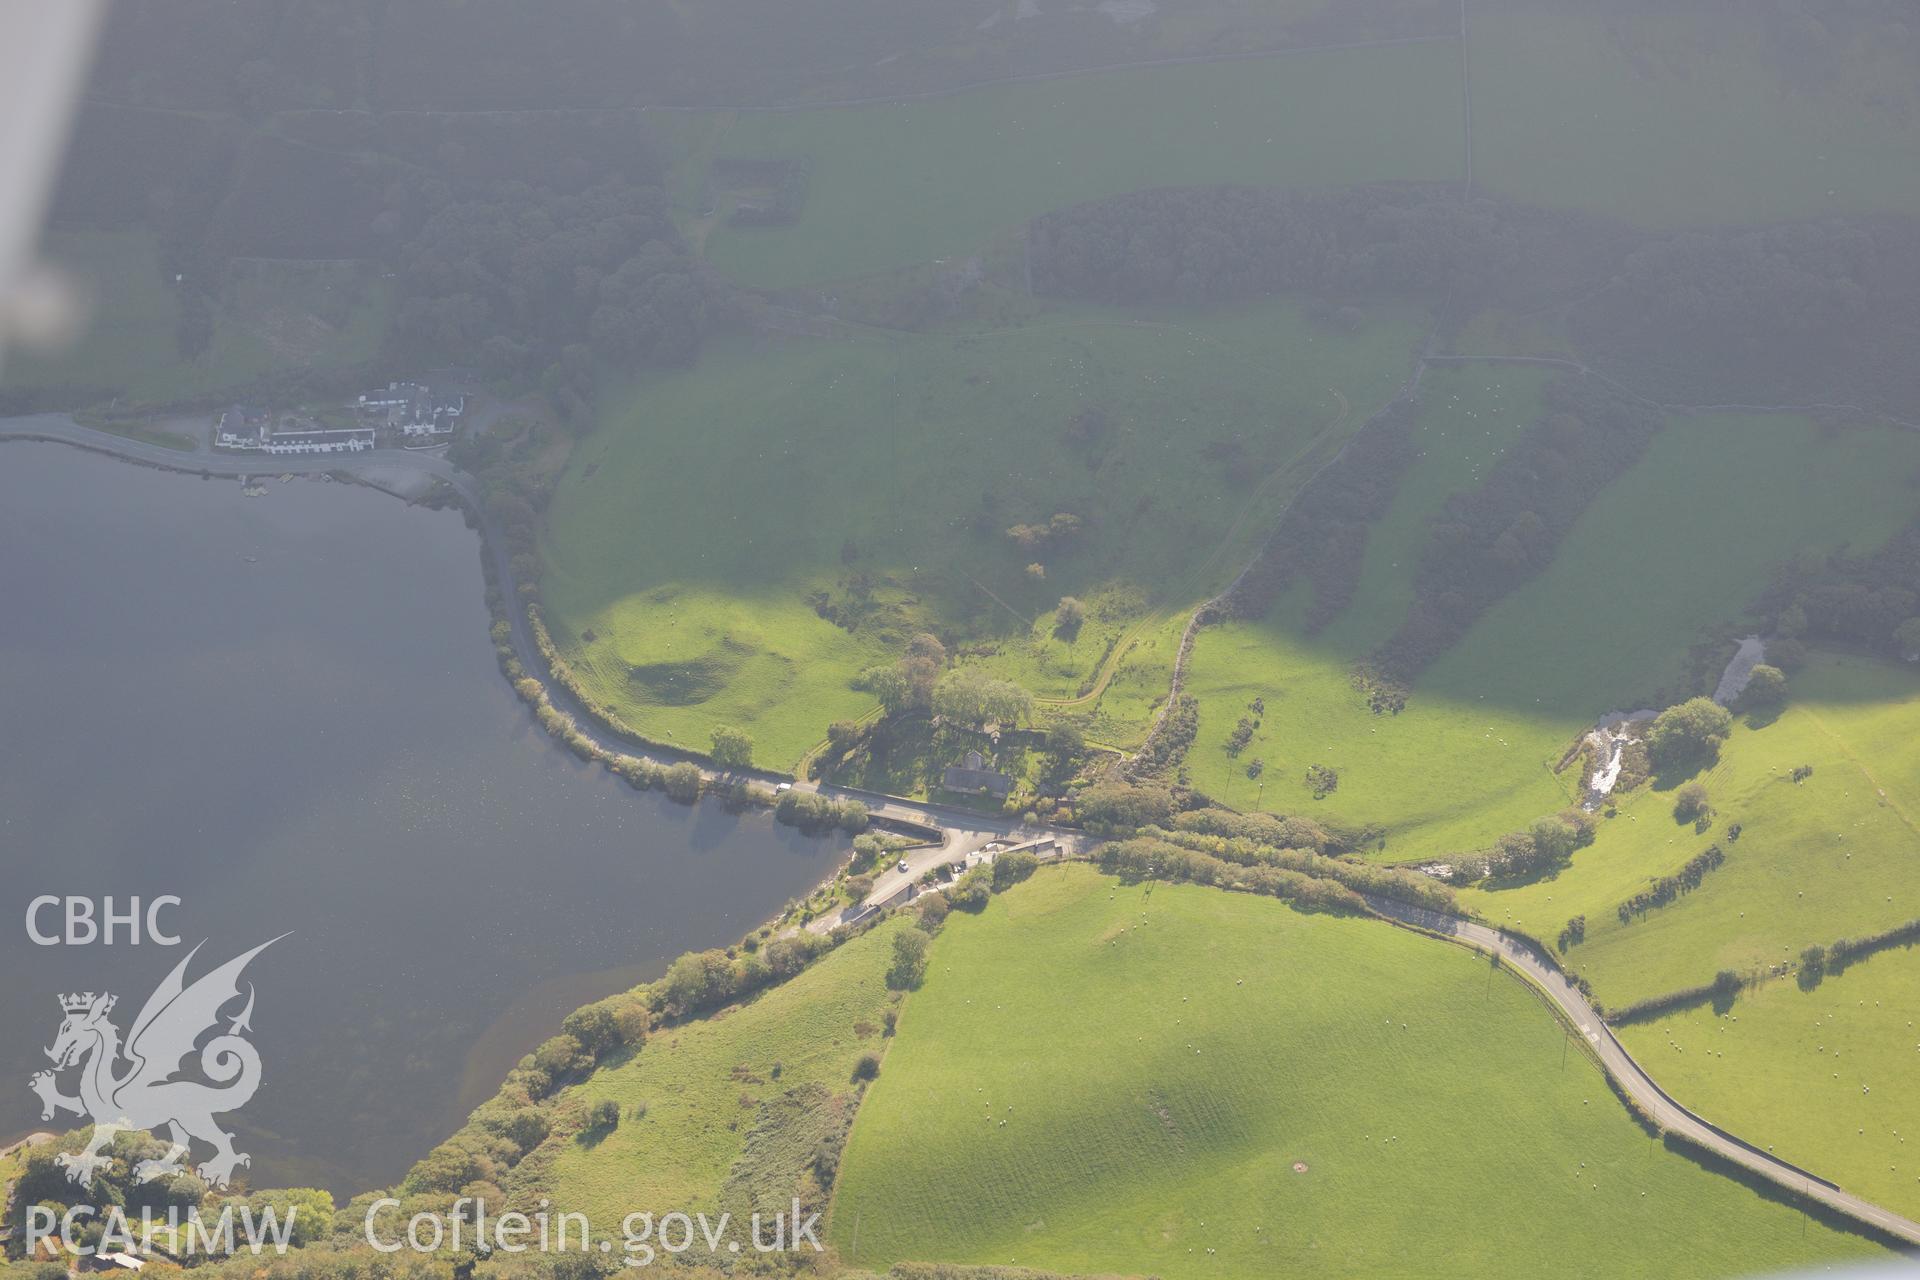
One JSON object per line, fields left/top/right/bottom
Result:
{"left": 3, "top": 3, "right": 1920, "bottom": 1279}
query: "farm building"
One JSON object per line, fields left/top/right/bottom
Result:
{"left": 941, "top": 750, "right": 1013, "bottom": 799}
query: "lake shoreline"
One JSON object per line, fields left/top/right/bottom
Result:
{"left": 0, "top": 439, "right": 863, "bottom": 1191}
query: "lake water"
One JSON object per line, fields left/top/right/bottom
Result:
{"left": 0, "top": 442, "right": 839, "bottom": 1194}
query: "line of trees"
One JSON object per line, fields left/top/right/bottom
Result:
{"left": 1477, "top": 811, "right": 1598, "bottom": 881}
{"left": 1368, "top": 379, "right": 1667, "bottom": 688}
{"left": 1124, "top": 694, "right": 1198, "bottom": 781}
{"left": 1605, "top": 969, "right": 1745, "bottom": 1025}
{"left": 1030, "top": 180, "right": 1920, "bottom": 424}
{"left": 1166, "top": 807, "right": 1335, "bottom": 854}
{"left": 774, "top": 789, "right": 870, "bottom": 834}
{"left": 1098, "top": 836, "right": 1368, "bottom": 914}
{"left": 1616, "top": 845, "right": 1727, "bottom": 923}
{"left": 1800, "top": 917, "right": 1920, "bottom": 989}
{"left": 1116, "top": 826, "right": 1456, "bottom": 913}
{"left": 1228, "top": 398, "right": 1422, "bottom": 631}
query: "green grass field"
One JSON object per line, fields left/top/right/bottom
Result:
{"left": 1472, "top": 2, "right": 1920, "bottom": 226}
{"left": 2, "top": 230, "right": 388, "bottom": 406}
{"left": 1184, "top": 389, "right": 1920, "bottom": 855}
{"left": 672, "top": 2, "right": 1920, "bottom": 292}
{"left": 1620, "top": 944, "right": 1920, "bottom": 1224}
{"left": 828, "top": 864, "right": 1885, "bottom": 1278}
{"left": 541, "top": 299, "right": 1426, "bottom": 767}
{"left": 1463, "top": 652, "right": 1920, "bottom": 1004}
{"left": 686, "top": 42, "right": 1465, "bottom": 289}
{"left": 536, "top": 918, "right": 906, "bottom": 1226}
{"left": 1185, "top": 365, "right": 1565, "bottom": 845}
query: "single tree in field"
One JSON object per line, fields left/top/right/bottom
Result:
{"left": 1741, "top": 664, "right": 1787, "bottom": 709}
{"left": 1529, "top": 816, "right": 1579, "bottom": 865}
{"left": 1673, "top": 781, "right": 1711, "bottom": 824}
{"left": 1054, "top": 595, "right": 1086, "bottom": 637}
{"left": 1646, "top": 697, "right": 1733, "bottom": 770}
{"left": 711, "top": 724, "right": 753, "bottom": 767}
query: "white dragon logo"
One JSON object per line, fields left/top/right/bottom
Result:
{"left": 28, "top": 938, "right": 281, "bottom": 1189}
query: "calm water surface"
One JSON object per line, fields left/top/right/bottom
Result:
{"left": 0, "top": 442, "right": 837, "bottom": 1193}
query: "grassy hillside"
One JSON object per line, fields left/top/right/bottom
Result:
{"left": 1620, "top": 945, "right": 1920, "bottom": 1223}
{"left": 680, "top": 1, "right": 1920, "bottom": 291}
{"left": 541, "top": 298, "right": 1426, "bottom": 767}
{"left": 1185, "top": 391, "right": 1920, "bottom": 855}
{"left": 1184, "top": 365, "right": 1562, "bottom": 845}
{"left": 534, "top": 918, "right": 907, "bottom": 1226}
{"left": 1472, "top": 2, "right": 1920, "bottom": 227}
{"left": 687, "top": 43, "right": 1464, "bottom": 288}
{"left": 1463, "top": 652, "right": 1920, "bottom": 1004}
{"left": 828, "top": 865, "right": 1884, "bottom": 1278}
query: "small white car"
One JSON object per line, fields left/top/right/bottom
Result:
{"left": 775, "top": 782, "right": 793, "bottom": 792}
{"left": 897, "top": 859, "right": 911, "bottom": 873}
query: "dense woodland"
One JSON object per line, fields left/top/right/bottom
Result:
{"left": 42, "top": 91, "right": 721, "bottom": 416}
{"left": 1031, "top": 183, "right": 1920, "bottom": 420}
{"left": 1752, "top": 516, "right": 1920, "bottom": 668}
{"left": 1372, "top": 379, "right": 1667, "bottom": 688}
{"left": 1229, "top": 398, "right": 1424, "bottom": 634}
{"left": 39, "top": 0, "right": 1920, "bottom": 427}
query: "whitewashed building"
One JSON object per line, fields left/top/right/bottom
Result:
{"left": 359, "top": 381, "right": 466, "bottom": 439}
{"left": 260, "top": 419, "right": 375, "bottom": 455}
{"left": 214, "top": 405, "right": 267, "bottom": 450}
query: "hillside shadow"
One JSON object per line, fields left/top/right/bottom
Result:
{"left": 1649, "top": 748, "right": 1720, "bottom": 793}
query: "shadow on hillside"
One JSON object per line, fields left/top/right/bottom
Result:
{"left": 1659, "top": 1130, "right": 1914, "bottom": 1252}
{"left": 1649, "top": 749, "right": 1721, "bottom": 793}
